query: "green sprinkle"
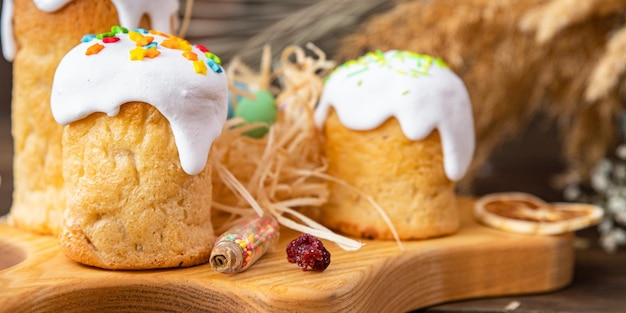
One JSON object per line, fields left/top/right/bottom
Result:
{"left": 402, "top": 90, "right": 410, "bottom": 95}
{"left": 346, "top": 67, "right": 369, "bottom": 78}
{"left": 96, "top": 31, "right": 116, "bottom": 39}
{"left": 111, "top": 25, "right": 128, "bottom": 34}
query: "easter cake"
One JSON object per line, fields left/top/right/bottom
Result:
{"left": 2, "top": 0, "right": 179, "bottom": 236}
{"left": 50, "top": 27, "right": 228, "bottom": 269}
{"left": 314, "top": 50, "right": 475, "bottom": 240}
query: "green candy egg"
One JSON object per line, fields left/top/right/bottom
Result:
{"left": 234, "top": 90, "right": 277, "bottom": 138}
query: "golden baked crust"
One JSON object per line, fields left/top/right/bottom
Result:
{"left": 321, "top": 109, "right": 459, "bottom": 240}
{"left": 59, "top": 102, "right": 214, "bottom": 269}
{"left": 8, "top": 0, "right": 151, "bottom": 235}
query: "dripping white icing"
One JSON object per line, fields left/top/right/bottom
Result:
{"left": 314, "top": 50, "right": 475, "bottom": 181}
{"left": 1, "top": 0, "right": 179, "bottom": 61}
{"left": 50, "top": 30, "right": 228, "bottom": 175}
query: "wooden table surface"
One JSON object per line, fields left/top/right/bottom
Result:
{"left": 1, "top": 109, "right": 625, "bottom": 312}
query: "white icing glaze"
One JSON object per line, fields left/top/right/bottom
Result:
{"left": 1, "top": 0, "right": 14, "bottom": 60}
{"left": 314, "top": 50, "right": 475, "bottom": 181}
{"left": 1, "top": 0, "right": 179, "bottom": 61}
{"left": 51, "top": 30, "right": 228, "bottom": 175}
{"left": 34, "top": 0, "right": 72, "bottom": 12}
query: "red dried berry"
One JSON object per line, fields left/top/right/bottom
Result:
{"left": 286, "top": 233, "right": 331, "bottom": 271}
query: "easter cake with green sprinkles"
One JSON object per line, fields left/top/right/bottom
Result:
{"left": 314, "top": 50, "right": 476, "bottom": 241}
{"left": 50, "top": 26, "right": 229, "bottom": 269}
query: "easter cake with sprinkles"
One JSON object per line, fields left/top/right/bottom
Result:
{"left": 50, "top": 26, "right": 228, "bottom": 269}
{"left": 314, "top": 50, "right": 475, "bottom": 241}
{"left": 3, "top": 0, "right": 179, "bottom": 237}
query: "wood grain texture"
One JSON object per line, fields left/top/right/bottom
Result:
{"left": 0, "top": 198, "right": 573, "bottom": 313}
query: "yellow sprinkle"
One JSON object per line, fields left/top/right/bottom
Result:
{"left": 193, "top": 60, "right": 207, "bottom": 75}
{"left": 178, "top": 40, "right": 192, "bottom": 51}
{"left": 129, "top": 46, "right": 145, "bottom": 60}
{"left": 128, "top": 31, "right": 143, "bottom": 42}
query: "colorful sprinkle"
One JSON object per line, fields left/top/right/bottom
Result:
{"left": 195, "top": 44, "right": 210, "bottom": 53}
{"left": 128, "top": 31, "right": 144, "bottom": 42}
{"left": 78, "top": 26, "right": 224, "bottom": 76}
{"left": 347, "top": 67, "right": 368, "bottom": 78}
{"left": 206, "top": 59, "right": 222, "bottom": 73}
{"left": 144, "top": 47, "right": 161, "bottom": 59}
{"left": 81, "top": 34, "right": 96, "bottom": 43}
{"left": 102, "top": 36, "right": 120, "bottom": 44}
{"left": 177, "top": 40, "right": 192, "bottom": 52}
{"left": 85, "top": 43, "right": 104, "bottom": 55}
{"left": 149, "top": 30, "right": 171, "bottom": 38}
{"left": 136, "top": 36, "right": 154, "bottom": 47}
{"left": 96, "top": 31, "right": 116, "bottom": 40}
{"left": 209, "top": 216, "right": 280, "bottom": 274}
{"left": 111, "top": 25, "right": 128, "bottom": 34}
{"left": 143, "top": 42, "right": 158, "bottom": 49}
{"left": 206, "top": 52, "right": 221, "bottom": 65}
{"left": 182, "top": 51, "right": 198, "bottom": 61}
{"left": 129, "top": 46, "right": 146, "bottom": 60}
{"left": 332, "top": 50, "right": 449, "bottom": 81}
{"left": 193, "top": 60, "right": 207, "bottom": 75}
{"left": 161, "top": 38, "right": 180, "bottom": 49}
{"left": 133, "top": 28, "right": 149, "bottom": 35}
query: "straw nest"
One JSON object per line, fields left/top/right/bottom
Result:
{"left": 208, "top": 44, "right": 365, "bottom": 251}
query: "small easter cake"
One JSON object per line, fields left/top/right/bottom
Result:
{"left": 314, "top": 50, "right": 475, "bottom": 240}
{"left": 50, "top": 27, "right": 228, "bottom": 269}
{"left": 3, "top": 0, "right": 179, "bottom": 236}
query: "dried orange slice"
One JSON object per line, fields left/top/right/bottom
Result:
{"left": 474, "top": 192, "right": 604, "bottom": 235}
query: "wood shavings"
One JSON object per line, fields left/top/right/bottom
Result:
{"left": 211, "top": 44, "right": 365, "bottom": 251}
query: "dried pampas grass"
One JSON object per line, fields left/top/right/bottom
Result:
{"left": 335, "top": 0, "right": 626, "bottom": 189}
{"left": 209, "top": 44, "right": 365, "bottom": 251}
{"left": 180, "top": 0, "right": 394, "bottom": 65}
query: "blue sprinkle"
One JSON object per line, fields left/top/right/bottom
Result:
{"left": 81, "top": 34, "right": 96, "bottom": 43}
{"left": 133, "top": 28, "right": 149, "bottom": 35}
{"left": 143, "top": 42, "right": 158, "bottom": 49}
{"left": 207, "top": 59, "right": 223, "bottom": 73}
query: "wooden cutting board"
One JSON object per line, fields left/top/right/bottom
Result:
{"left": 0, "top": 198, "right": 574, "bottom": 312}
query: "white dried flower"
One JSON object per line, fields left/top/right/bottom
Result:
{"left": 611, "top": 228, "right": 626, "bottom": 244}
{"left": 591, "top": 172, "right": 611, "bottom": 192}
{"left": 600, "top": 235, "right": 618, "bottom": 253}
{"left": 563, "top": 184, "right": 581, "bottom": 201}
{"left": 598, "top": 218, "right": 613, "bottom": 234}
{"left": 615, "top": 211, "right": 626, "bottom": 225}
{"left": 613, "top": 163, "right": 626, "bottom": 181}
{"left": 607, "top": 196, "right": 626, "bottom": 214}
{"left": 616, "top": 144, "right": 626, "bottom": 160}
